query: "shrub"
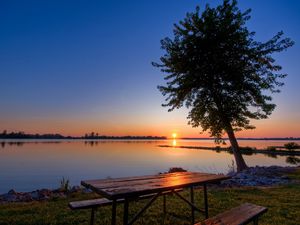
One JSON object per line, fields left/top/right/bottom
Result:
{"left": 240, "top": 146, "right": 255, "bottom": 151}
{"left": 168, "top": 167, "right": 187, "bottom": 173}
{"left": 266, "top": 146, "right": 277, "bottom": 151}
{"left": 284, "top": 142, "right": 299, "bottom": 150}
{"left": 59, "top": 177, "right": 70, "bottom": 192}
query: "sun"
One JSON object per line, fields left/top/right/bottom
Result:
{"left": 172, "top": 133, "right": 177, "bottom": 139}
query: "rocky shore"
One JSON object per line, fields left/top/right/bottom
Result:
{"left": 0, "top": 186, "right": 87, "bottom": 203}
{"left": 222, "top": 166, "right": 297, "bottom": 187}
{"left": 1, "top": 166, "right": 298, "bottom": 203}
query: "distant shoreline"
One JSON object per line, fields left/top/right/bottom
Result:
{"left": 181, "top": 137, "right": 300, "bottom": 141}
{"left": 0, "top": 131, "right": 299, "bottom": 140}
{"left": 159, "top": 145, "right": 300, "bottom": 156}
{"left": 1, "top": 137, "right": 300, "bottom": 141}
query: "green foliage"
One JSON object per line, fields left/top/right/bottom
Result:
{"left": 284, "top": 142, "right": 300, "bottom": 150}
{"left": 1, "top": 169, "right": 300, "bottom": 224}
{"left": 153, "top": 0, "right": 294, "bottom": 141}
{"left": 59, "top": 177, "right": 70, "bottom": 193}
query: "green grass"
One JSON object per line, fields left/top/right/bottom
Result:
{"left": 1, "top": 170, "right": 300, "bottom": 225}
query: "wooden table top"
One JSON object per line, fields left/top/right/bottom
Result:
{"left": 81, "top": 172, "right": 229, "bottom": 199}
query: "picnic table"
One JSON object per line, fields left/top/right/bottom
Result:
{"left": 81, "top": 172, "right": 229, "bottom": 225}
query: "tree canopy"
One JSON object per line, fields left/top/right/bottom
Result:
{"left": 153, "top": 0, "right": 294, "bottom": 171}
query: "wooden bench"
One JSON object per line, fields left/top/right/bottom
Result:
{"left": 195, "top": 203, "right": 267, "bottom": 225}
{"left": 69, "top": 189, "right": 182, "bottom": 225}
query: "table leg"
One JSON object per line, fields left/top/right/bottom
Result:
{"left": 123, "top": 198, "right": 129, "bottom": 225}
{"left": 112, "top": 199, "right": 117, "bottom": 225}
{"left": 163, "top": 195, "right": 166, "bottom": 214}
{"left": 190, "top": 186, "right": 195, "bottom": 224}
{"left": 203, "top": 184, "right": 208, "bottom": 219}
{"left": 90, "top": 208, "right": 95, "bottom": 225}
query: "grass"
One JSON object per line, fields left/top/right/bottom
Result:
{"left": 0, "top": 169, "right": 299, "bottom": 225}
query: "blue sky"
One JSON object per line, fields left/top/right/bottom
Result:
{"left": 0, "top": 0, "right": 299, "bottom": 137}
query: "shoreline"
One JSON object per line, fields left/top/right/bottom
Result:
{"left": 1, "top": 165, "right": 298, "bottom": 203}
{"left": 158, "top": 145, "right": 300, "bottom": 156}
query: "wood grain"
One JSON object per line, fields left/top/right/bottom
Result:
{"left": 196, "top": 203, "right": 268, "bottom": 225}
{"left": 81, "top": 172, "right": 229, "bottom": 199}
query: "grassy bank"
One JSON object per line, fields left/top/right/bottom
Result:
{"left": 159, "top": 145, "right": 300, "bottom": 157}
{"left": 0, "top": 170, "right": 299, "bottom": 225}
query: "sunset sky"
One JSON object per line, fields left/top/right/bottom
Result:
{"left": 0, "top": 0, "right": 299, "bottom": 138}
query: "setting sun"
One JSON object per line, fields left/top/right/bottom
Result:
{"left": 172, "top": 133, "right": 177, "bottom": 139}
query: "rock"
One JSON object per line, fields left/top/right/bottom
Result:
{"left": 223, "top": 166, "right": 295, "bottom": 187}
{"left": 39, "top": 189, "right": 52, "bottom": 198}
{"left": 56, "top": 192, "right": 66, "bottom": 198}
{"left": 30, "top": 191, "right": 40, "bottom": 200}
{"left": 39, "top": 196, "right": 50, "bottom": 201}
{"left": 70, "top": 186, "right": 81, "bottom": 193}
{"left": 82, "top": 188, "right": 92, "bottom": 194}
{"left": 19, "top": 193, "right": 33, "bottom": 202}
{"left": 8, "top": 189, "right": 17, "bottom": 195}
{"left": 2, "top": 193, "right": 18, "bottom": 202}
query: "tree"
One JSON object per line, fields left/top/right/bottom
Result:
{"left": 153, "top": 0, "right": 294, "bottom": 171}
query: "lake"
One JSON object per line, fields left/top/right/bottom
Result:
{"left": 0, "top": 139, "right": 299, "bottom": 193}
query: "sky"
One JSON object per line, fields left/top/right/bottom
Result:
{"left": 0, "top": 0, "right": 299, "bottom": 138}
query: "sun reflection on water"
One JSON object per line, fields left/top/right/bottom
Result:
{"left": 172, "top": 139, "right": 177, "bottom": 146}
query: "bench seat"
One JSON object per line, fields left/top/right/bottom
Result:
{"left": 196, "top": 203, "right": 267, "bottom": 225}
{"left": 69, "top": 189, "right": 182, "bottom": 210}
{"left": 69, "top": 189, "right": 182, "bottom": 225}
{"left": 69, "top": 198, "right": 119, "bottom": 210}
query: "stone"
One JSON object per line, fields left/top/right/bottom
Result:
{"left": 222, "top": 166, "right": 296, "bottom": 187}
{"left": 2, "top": 193, "right": 18, "bottom": 202}
{"left": 7, "top": 189, "right": 17, "bottom": 195}
{"left": 30, "top": 191, "right": 40, "bottom": 200}
{"left": 70, "top": 186, "right": 81, "bottom": 193}
{"left": 82, "top": 188, "right": 92, "bottom": 194}
{"left": 19, "top": 193, "right": 33, "bottom": 202}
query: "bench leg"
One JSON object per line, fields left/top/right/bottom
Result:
{"left": 123, "top": 198, "right": 129, "bottom": 225}
{"left": 163, "top": 195, "right": 167, "bottom": 214}
{"left": 90, "top": 208, "right": 96, "bottom": 225}
{"left": 190, "top": 186, "right": 195, "bottom": 224}
{"left": 203, "top": 184, "right": 208, "bottom": 219}
{"left": 253, "top": 217, "right": 259, "bottom": 225}
{"left": 112, "top": 200, "right": 117, "bottom": 225}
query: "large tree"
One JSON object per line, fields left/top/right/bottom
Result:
{"left": 153, "top": 0, "right": 294, "bottom": 171}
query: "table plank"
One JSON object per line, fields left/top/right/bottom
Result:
{"left": 82, "top": 172, "right": 229, "bottom": 199}
{"left": 83, "top": 172, "right": 212, "bottom": 189}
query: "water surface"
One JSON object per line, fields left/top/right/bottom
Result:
{"left": 0, "top": 139, "right": 299, "bottom": 193}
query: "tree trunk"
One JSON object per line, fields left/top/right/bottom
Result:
{"left": 226, "top": 125, "right": 248, "bottom": 172}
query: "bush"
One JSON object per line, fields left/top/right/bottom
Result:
{"left": 284, "top": 142, "right": 300, "bottom": 150}
{"left": 266, "top": 146, "right": 277, "bottom": 151}
{"left": 59, "top": 177, "right": 70, "bottom": 192}
{"left": 168, "top": 167, "right": 187, "bottom": 173}
{"left": 240, "top": 146, "right": 256, "bottom": 151}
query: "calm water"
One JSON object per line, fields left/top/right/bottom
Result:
{"left": 0, "top": 139, "right": 299, "bottom": 193}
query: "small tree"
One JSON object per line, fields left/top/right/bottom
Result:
{"left": 153, "top": 0, "right": 294, "bottom": 171}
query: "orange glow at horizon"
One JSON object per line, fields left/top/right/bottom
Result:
{"left": 0, "top": 114, "right": 299, "bottom": 138}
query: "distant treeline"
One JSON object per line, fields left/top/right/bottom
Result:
{"left": 0, "top": 130, "right": 166, "bottom": 140}
{"left": 182, "top": 137, "right": 300, "bottom": 140}
{"left": 0, "top": 131, "right": 67, "bottom": 139}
